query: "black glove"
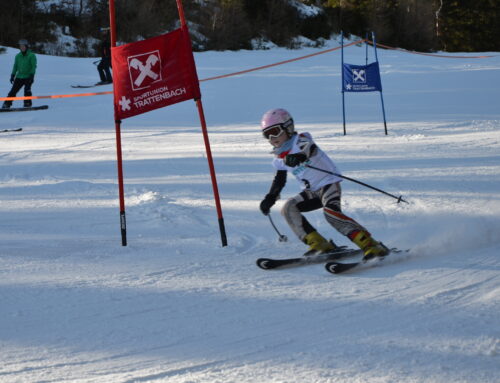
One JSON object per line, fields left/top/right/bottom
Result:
{"left": 285, "top": 152, "right": 307, "bottom": 167}
{"left": 260, "top": 193, "right": 277, "bottom": 216}
{"left": 27, "top": 75, "right": 34, "bottom": 85}
{"left": 10, "top": 74, "right": 15, "bottom": 84}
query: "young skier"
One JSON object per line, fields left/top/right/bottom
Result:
{"left": 2, "top": 39, "right": 37, "bottom": 109}
{"left": 259, "top": 108, "right": 389, "bottom": 259}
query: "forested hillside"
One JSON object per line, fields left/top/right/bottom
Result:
{"left": 0, "top": 0, "right": 498, "bottom": 55}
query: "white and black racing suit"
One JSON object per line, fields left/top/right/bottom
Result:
{"left": 265, "top": 132, "right": 367, "bottom": 241}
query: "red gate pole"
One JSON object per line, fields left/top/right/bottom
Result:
{"left": 195, "top": 99, "right": 227, "bottom": 246}
{"left": 176, "top": 0, "right": 227, "bottom": 247}
{"left": 109, "top": 0, "right": 127, "bottom": 246}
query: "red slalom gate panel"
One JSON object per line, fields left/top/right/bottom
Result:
{"left": 111, "top": 28, "right": 200, "bottom": 120}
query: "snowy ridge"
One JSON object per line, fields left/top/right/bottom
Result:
{"left": 1, "top": 42, "right": 499, "bottom": 382}
{"left": 289, "top": 0, "right": 323, "bottom": 18}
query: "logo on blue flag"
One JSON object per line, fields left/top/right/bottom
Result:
{"left": 343, "top": 62, "right": 382, "bottom": 92}
{"left": 352, "top": 68, "right": 366, "bottom": 83}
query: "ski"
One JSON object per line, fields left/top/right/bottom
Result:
{"left": 0, "top": 105, "right": 48, "bottom": 113}
{"left": 71, "top": 83, "right": 111, "bottom": 88}
{"left": 324, "top": 248, "right": 407, "bottom": 274}
{"left": 256, "top": 247, "right": 363, "bottom": 270}
{"left": 1, "top": 128, "right": 23, "bottom": 133}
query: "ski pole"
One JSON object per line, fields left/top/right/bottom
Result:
{"left": 268, "top": 213, "right": 288, "bottom": 242}
{"left": 305, "top": 164, "right": 409, "bottom": 204}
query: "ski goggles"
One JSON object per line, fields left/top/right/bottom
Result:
{"left": 262, "top": 124, "right": 285, "bottom": 139}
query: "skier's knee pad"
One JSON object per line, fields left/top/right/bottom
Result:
{"left": 281, "top": 196, "right": 302, "bottom": 218}
{"left": 281, "top": 197, "right": 309, "bottom": 240}
{"left": 281, "top": 198, "right": 295, "bottom": 218}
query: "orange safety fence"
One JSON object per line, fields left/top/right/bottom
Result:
{"left": 0, "top": 39, "right": 364, "bottom": 102}
{"left": 0, "top": 90, "right": 113, "bottom": 102}
{"left": 1, "top": 39, "right": 496, "bottom": 102}
{"left": 199, "top": 39, "right": 364, "bottom": 82}
{"left": 369, "top": 41, "right": 496, "bottom": 59}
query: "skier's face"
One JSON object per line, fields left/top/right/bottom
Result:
{"left": 263, "top": 124, "right": 288, "bottom": 147}
{"left": 269, "top": 131, "right": 288, "bottom": 148}
{"left": 20, "top": 45, "right": 27, "bottom": 52}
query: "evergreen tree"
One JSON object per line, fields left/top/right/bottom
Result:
{"left": 0, "top": 0, "right": 55, "bottom": 49}
{"left": 1, "top": 0, "right": 498, "bottom": 54}
{"left": 199, "top": 0, "right": 253, "bottom": 50}
{"left": 439, "top": 0, "right": 500, "bottom": 51}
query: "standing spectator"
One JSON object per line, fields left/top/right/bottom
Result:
{"left": 2, "top": 39, "right": 37, "bottom": 109}
{"left": 96, "top": 28, "right": 112, "bottom": 85}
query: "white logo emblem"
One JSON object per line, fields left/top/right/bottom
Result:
{"left": 352, "top": 69, "right": 366, "bottom": 83}
{"left": 127, "top": 51, "right": 161, "bottom": 90}
{"left": 119, "top": 96, "right": 132, "bottom": 111}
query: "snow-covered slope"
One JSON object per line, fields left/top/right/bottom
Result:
{"left": 0, "top": 42, "right": 499, "bottom": 382}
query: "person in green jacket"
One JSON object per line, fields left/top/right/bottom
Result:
{"left": 2, "top": 39, "right": 37, "bottom": 109}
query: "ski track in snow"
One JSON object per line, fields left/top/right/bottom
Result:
{"left": 1, "top": 43, "right": 499, "bottom": 382}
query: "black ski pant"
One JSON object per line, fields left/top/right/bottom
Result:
{"left": 3, "top": 78, "right": 33, "bottom": 107}
{"left": 97, "top": 58, "right": 112, "bottom": 83}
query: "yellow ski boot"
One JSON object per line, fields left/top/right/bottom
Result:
{"left": 350, "top": 230, "right": 389, "bottom": 260}
{"left": 303, "top": 231, "right": 336, "bottom": 256}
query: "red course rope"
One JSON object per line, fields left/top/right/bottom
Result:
{"left": 1, "top": 39, "right": 495, "bottom": 102}
{"left": 370, "top": 41, "right": 496, "bottom": 59}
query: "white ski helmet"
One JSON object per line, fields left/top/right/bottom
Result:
{"left": 18, "top": 39, "right": 29, "bottom": 47}
{"left": 260, "top": 108, "right": 294, "bottom": 139}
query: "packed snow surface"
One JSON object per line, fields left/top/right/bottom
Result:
{"left": 1, "top": 41, "right": 499, "bottom": 382}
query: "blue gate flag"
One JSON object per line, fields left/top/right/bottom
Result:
{"left": 343, "top": 62, "right": 382, "bottom": 92}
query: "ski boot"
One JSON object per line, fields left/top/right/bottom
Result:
{"left": 350, "top": 230, "right": 389, "bottom": 261}
{"left": 24, "top": 100, "right": 32, "bottom": 108}
{"left": 2, "top": 102, "right": 11, "bottom": 109}
{"left": 303, "top": 231, "right": 336, "bottom": 256}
